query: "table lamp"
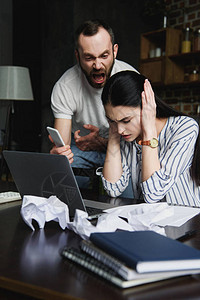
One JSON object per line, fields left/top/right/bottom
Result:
{"left": 0, "top": 66, "right": 34, "bottom": 179}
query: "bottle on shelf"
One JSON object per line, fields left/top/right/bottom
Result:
{"left": 197, "top": 104, "right": 200, "bottom": 116}
{"left": 189, "top": 68, "right": 199, "bottom": 82}
{"left": 193, "top": 28, "right": 200, "bottom": 52}
{"left": 181, "top": 27, "right": 193, "bottom": 53}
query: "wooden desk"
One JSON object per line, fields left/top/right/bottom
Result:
{"left": 0, "top": 202, "right": 200, "bottom": 300}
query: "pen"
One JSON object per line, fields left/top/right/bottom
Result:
{"left": 176, "top": 230, "right": 197, "bottom": 242}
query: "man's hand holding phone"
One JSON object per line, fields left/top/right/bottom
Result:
{"left": 47, "top": 127, "right": 74, "bottom": 164}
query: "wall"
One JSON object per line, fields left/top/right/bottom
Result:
{"left": 166, "top": 0, "right": 200, "bottom": 29}
{"left": 73, "top": 0, "right": 148, "bottom": 68}
{"left": 0, "top": 0, "right": 12, "bottom": 145}
{"left": 12, "top": 0, "right": 41, "bottom": 152}
{"left": 40, "top": 0, "right": 75, "bottom": 152}
{"left": 0, "top": 0, "right": 12, "bottom": 65}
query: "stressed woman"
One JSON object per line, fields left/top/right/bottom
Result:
{"left": 100, "top": 71, "right": 200, "bottom": 206}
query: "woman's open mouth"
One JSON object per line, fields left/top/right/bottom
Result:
{"left": 122, "top": 134, "right": 132, "bottom": 140}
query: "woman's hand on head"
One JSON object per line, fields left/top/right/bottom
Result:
{"left": 141, "top": 79, "right": 157, "bottom": 136}
{"left": 108, "top": 120, "right": 120, "bottom": 142}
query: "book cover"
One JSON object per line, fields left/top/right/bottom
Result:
{"left": 90, "top": 230, "right": 200, "bottom": 273}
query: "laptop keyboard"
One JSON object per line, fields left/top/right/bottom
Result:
{"left": 86, "top": 206, "right": 103, "bottom": 216}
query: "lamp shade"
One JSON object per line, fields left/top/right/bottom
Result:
{"left": 0, "top": 66, "right": 34, "bottom": 101}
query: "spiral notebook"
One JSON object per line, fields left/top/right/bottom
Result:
{"left": 61, "top": 246, "right": 200, "bottom": 289}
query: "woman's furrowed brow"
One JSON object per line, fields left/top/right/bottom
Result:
{"left": 117, "top": 116, "right": 131, "bottom": 122}
{"left": 106, "top": 115, "right": 114, "bottom": 122}
{"left": 106, "top": 115, "right": 131, "bottom": 123}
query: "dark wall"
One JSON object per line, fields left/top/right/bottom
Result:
{"left": 13, "top": 0, "right": 41, "bottom": 151}
{"left": 73, "top": 0, "right": 148, "bottom": 68}
{"left": 12, "top": 0, "right": 159, "bottom": 152}
{"left": 41, "top": 0, "right": 74, "bottom": 106}
{"left": 40, "top": 0, "right": 75, "bottom": 152}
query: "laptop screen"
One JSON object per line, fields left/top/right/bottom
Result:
{"left": 3, "top": 150, "right": 86, "bottom": 217}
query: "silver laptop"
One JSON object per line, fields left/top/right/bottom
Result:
{"left": 3, "top": 150, "right": 118, "bottom": 219}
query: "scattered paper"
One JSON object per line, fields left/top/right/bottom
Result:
{"left": 69, "top": 203, "right": 200, "bottom": 239}
{"left": 20, "top": 196, "right": 200, "bottom": 240}
{"left": 153, "top": 205, "right": 200, "bottom": 227}
{"left": 67, "top": 209, "right": 133, "bottom": 240}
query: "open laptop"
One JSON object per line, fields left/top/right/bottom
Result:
{"left": 3, "top": 150, "right": 119, "bottom": 219}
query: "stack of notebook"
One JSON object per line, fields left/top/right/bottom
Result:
{"left": 61, "top": 230, "right": 200, "bottom": 288}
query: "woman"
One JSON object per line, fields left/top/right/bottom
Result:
{"left": 100, "top": 70, "right": 200, "bottom": 206}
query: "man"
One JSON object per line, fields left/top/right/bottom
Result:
{"left": 50, "top": 19, "right": 137, "bottom": 194}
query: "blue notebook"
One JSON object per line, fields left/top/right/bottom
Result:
{"left": 90, "top": 231, "right": 200, "bottom": 273}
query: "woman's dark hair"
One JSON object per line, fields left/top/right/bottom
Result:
{"left": 102, "top": 70, "right": 183, "bottom": 118}
{"left": 74, "top": 19, "right": 115, "bottom": 50}
{"left": 102, "top": 70, "right": 200, "bottom": 186}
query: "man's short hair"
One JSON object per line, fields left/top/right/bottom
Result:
{"left": 74, "top": 19, "right": 115, "bottom": 49}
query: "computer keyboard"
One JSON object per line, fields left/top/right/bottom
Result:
{"left": 86, "top": 206, "right": 103, "bottom": 216}
{"left": 0, "top": 191, "right": 21, "bottom": 204}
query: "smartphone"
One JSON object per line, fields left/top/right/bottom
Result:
{"left": 47, "top": 126, "right": 65, "bottom": 147}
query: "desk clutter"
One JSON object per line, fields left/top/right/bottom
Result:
{"left": 20, "top": 195, "right": 200, "bottom": 239}
{"left": 61, "top": 231, "right": 200, "bottom": 288}
{"left": 1, "top": 200, "right": 200, "bottom": 298}
{"left": 19, "top": 194, "right": 200, "bottom": 288}
{"left": 19, "top": 196, "right": 200, "bottom": 241}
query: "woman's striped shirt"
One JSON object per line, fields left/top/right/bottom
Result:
{"left": 101, "top": 116, "right": 200, "bottom": 207}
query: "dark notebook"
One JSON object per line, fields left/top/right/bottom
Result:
{"left": 90, "top": 230, "right": 200, "bottom": 273}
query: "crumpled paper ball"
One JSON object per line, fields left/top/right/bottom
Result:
{"left": 21, "top": 195, "right": 70, "bottom": 231}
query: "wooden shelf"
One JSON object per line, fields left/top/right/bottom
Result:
{"left": 169, "top": 51, "right": 200, "bottom": 63}
{"left": 169, "top": 50, "right": 200, "bottom": 59}
{"left": 140, "top": 57, "right": 164, "bottom": 63}
{"left": 153, "top": 80, "right": 200, "bottom": 88}
{"left": 140, "top": 28, "right": 200, "bottom": 85}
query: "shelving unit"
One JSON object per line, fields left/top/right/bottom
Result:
{"left": 140, "top": 28, "right": 200, "bottom": 86}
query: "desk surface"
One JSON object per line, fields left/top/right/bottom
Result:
{"left": 0, "top": 201, "right": 200, "bottom": 300}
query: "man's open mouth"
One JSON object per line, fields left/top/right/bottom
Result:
{"left": 92, "top": 73, "right": 105, "bottom": 84}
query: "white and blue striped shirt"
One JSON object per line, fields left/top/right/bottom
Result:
{"left": 101, "top": 116, "right": 200, "bottom": 207}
